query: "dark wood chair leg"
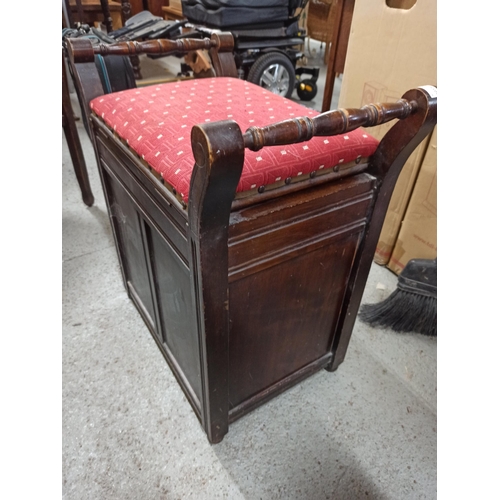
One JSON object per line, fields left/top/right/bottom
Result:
{"left": 119, "top": 0, "right": 132, "bottom": 25}
{"left": 62, "top": 54, "right": 94, "bottom": 207}
{"left": 117, "top": 0, "right": 142, "bottom": 80}
{"left": 129, "top": 54, "right": 142, "bottom": 80}
{"left": 99, "top": 0, "right": 114, "bottom": 33}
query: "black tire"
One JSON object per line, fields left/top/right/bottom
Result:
{"left": 296, "top": 79, "right": 318, "bottom": 101}
{"left": 247, "top": 52, "right": 296, "bottom": 99}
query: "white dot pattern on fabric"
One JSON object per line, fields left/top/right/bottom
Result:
{"left": 90, "top": 77, "right": 379, "bottom": 203}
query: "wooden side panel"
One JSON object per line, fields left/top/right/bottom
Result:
{"left": 228, "top": 232, "right": 361, "bottom": 409}
{"left": 94, "top": 131, "right": 203, "bottom": 414}
{"left": 148, "top": 227, "right": 202, "bottom": 400}
{"left": 227, "top": 174, "right": 376, "bottom": 412}
{"left": 104, "top": 171, "right": 158, "bottom": 332}
{"left": 228, "top": 176, "right": 375, "bottom": 277}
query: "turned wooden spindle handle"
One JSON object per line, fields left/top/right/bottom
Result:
{"left": 67, "top": 32, "right": 235, "bottom": 66}
{"left": 243, "top": 99, "right": 418, "bottom": 152}
{"left": 92, "top": 37, "right": 217, "bottom": 57}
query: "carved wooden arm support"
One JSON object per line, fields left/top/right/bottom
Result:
{"left": 67, "top": 32, "right": 235, "bottom": 63}
{"left": 190, "top": 87, "right": 437, "bottom": 397}
{"left": 79, "top": 38, "right": 216, "bottom": 60}
{"left": 243, "top": 100, "right": 417, "bottom": 152}
{"left": 330, "top": 86, "right": 437, "bottom": 371}
{"left": 187, "top": 121, "right": 245, "bottom": 443}
{"left": 192, "top": 87, "right": 436, "bottom": 208}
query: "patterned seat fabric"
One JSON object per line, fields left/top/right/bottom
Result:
{"left": 90, "top": 77, "right": 379, "bottom": 204}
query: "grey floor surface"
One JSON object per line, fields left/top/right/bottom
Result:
{"left": 62, "top": 42, "right": 437, "bottom": 499}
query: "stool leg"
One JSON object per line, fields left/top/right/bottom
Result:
{"left": 99, "top": 0, "right": 114, "bottom": 33}
{"left": 118, "top": 1, "right": 142, "bottom": 80}
{"left": 130, "top": 55, "right": 142, "bottom": 80}
{"left": 62, "top": 56, "right": 94, "bottom": 207}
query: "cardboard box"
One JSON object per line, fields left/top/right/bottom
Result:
{"left": 169, "top": 0, "right": 183, "bottom": 11}
{"left": 338, "top": 0, "right": 437, "bottom": 265}
{"left": 387, "top": 126, "right": 437, "bottom": 274}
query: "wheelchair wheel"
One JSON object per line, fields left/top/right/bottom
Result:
{"left": 247, "top": 52, "right": 296, "bottom": 99}
{"left": 297, "top": 79, "right": 318, "bottom": 101}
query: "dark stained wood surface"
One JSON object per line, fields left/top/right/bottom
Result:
{"left": 66, "top": 38, "right": 437, "bottom": 443}
{"left": 62, "top": 52, "right": 94, "bottom": 206}
{"left": 227, "top": 176, "right": 375, "bottom": 409}
{"left": 328, "top": 87, "right": 437, "bottom": 372}
{"left": 321, "top": 0, "right": 355, "bottom": 112}
{"left": 187, "top": 121, "right": 245, "bottom": 443}
{"left": 99, "top": 0, "right": 114, "bottom": 32}
{"left": 68, "top": 0, "right": 123, "bottom": 31}
{"left": 243, "top": 99, "right": 416, "bottom": 151}
{"left": 90, "top": 37, "right": 219, "bottom": 56}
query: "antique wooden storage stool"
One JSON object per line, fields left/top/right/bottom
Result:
{"left": 67, "top": 34, "right": 437, "bottom": 443}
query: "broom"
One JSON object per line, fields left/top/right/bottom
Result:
{"left": 359, "top": 258, "right": 437, "bottom": 336}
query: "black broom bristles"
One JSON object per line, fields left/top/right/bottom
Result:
{"left": 359, "top": 258, "right": 437, "bottom": 337}
{"left": 359, "top": 289, "right": 437, "bottom": 336}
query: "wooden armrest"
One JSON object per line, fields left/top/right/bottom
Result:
{"left": 243, "top": 100, "right": 417, "bottom": 152}
{"left": 191, "top": 86, "right": 436, "bottom": 193}
{"left": 186, "top": 87, "right": 436, "bottom": 441}
{"left": 67, "top": 33, "right": 234, "bottom": 62}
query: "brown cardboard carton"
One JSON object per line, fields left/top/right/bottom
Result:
{"left": 387, "top": 126, "right": 437, "bottom": 275}
{"left": 169, "top": 0, "right": 183, "bottom": 10}
{"left": 338, "top": 0, "right": 437, "bottom": 264}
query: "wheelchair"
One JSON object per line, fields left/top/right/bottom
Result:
{"left": 102, "top": 0, "right": 320, "bottom": 101}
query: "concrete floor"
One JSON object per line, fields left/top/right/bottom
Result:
{"left": 62, "top": 41, "right": 437, "bottom": 499}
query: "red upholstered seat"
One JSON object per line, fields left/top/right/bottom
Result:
{"left": 90, "top": 77, "right": 379, "bottom": 204}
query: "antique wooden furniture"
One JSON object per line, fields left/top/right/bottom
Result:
{"left": 67, "top": 0, "right": 124, "bottom": 31}
{"left": 62, "top": 52, "right": 94, "bottom": 206}
{"left": 66, "top": 33, "right": 437, "bottom": 443}
{"left": 306, "top": 0, "right": 353, "bottom": 69}
{"left": 319, "top": 0, "right": 355, "bottom": 112}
